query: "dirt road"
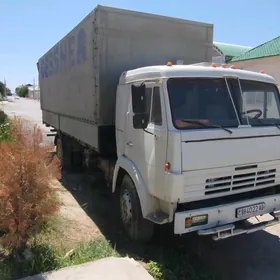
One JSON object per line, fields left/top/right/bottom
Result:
{"left": 3, "top": 98, "right": 280, "bottom": 280}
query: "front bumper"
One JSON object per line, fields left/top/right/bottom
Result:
{"left": 174, "top": 193, "right": 280, "bottom": 239}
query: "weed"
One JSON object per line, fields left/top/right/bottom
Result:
{"left": 0, "top": 237, "right": 118, "bottom": 279}
{"left": 0, "top": 110, "right": 7, "bottom": 125}
{"left": 0, "top": 110, "right": 11, "bottom": 142}
{"left": 0, "top": 262, "right": 12, "bottom": 280}
{"left": 0, "top": 121, "right": 11, "bottom": 142}
{"left": 0, "top": 118, "right": 60, "bottom": 251}
{"left": 11, "top": 243, "right": 59, "bottom": 279}
{"left": 61, "top": 238, "right": 119, "bottom": 267}
{"left": 148, "top": 261, "right": 165, "bottom": 279}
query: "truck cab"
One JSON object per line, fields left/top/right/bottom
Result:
{"left": 113, "top": 62, "right": 280, "bottom": 241}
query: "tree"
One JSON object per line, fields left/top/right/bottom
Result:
{"left": 0, "top": 81, "right": 12, "bottom": 98}
{"left": 0, "top": 81, "right": 5, "bottom": 98}
{"left": 15, "top": 85, "right": 29, "bottom": 98}
{"left": 6, "top": 87, "right": 11, "bottom": 96}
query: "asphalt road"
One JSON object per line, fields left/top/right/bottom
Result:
{"left": 1, "top": 98, "right": 53, "bottom": 143}
{"left": 2, "top": 98, "right": 280, "bottom": 280}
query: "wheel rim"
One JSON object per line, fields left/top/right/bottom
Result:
{"left": 120, "top": 189, "right": 132, "bottom": 226}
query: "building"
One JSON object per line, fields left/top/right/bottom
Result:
{"left": 212, "top": 42, "right": 252, "bottom": 63}
{"left": 231, "top": 36, "right": 280, "bottom": 85}
{"left": 28, "top": 84, "right": 40, "bottom": 100}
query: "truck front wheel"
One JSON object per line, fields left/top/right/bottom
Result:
{"left": 120, "top": 175, "right": 154, "bottom": 242}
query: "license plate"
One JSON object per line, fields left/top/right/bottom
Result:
{"left": 236, "top": 202, "right": 266, "bottom": 218}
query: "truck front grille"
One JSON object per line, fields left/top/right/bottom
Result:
{"left": 205, "top": 165, "right": 276, "bottom": 195}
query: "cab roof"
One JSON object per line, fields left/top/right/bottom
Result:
{"left": 119, "top": 64, "right": 276, "bottom": 85}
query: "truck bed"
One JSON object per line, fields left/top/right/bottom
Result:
{"left": 38, "top": 5, "right": 213, "bottom": 154}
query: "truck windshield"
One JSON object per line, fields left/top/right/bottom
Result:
{"left": 235, "top": 79, "right": 280, "bottom": 126}
{"left": 167, "top": 78, "right": 280, "bottom": 129}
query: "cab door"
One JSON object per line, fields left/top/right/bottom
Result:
{"left": 124, "top": 82, "right": 168, "bottom": 199}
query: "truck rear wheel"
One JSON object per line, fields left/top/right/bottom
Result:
{"left": 56, "top": 133, "right": 84, "bottom": 172}
{"left": 120, "top": 175, "right": 154, "bottom": 242}
{"left": 56, "top": 134, "right": 73, "bottom": 171}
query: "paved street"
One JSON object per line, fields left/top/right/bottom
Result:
{"left": 1, "top": 98, "right": 52, "bottom": 143}
{"left": 2, "top": 98, "right": 280, "bottom": 280}
{"left": 1, "top": 98, "right": 46, "bottom": 127}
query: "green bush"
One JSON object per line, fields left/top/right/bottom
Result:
{"left": 0, "top": 110, "right": 11, "bottom": 142}
{"left": 0, "top": 238, "right": 118, "bottom": 280}
{"left": 0, "top": 110, "right": 7, "bottom": 124}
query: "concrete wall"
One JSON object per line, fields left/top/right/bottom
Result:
{"left": 234, "top": 56, "right": 280, "bottom": 117}
{"left": 28, "top": 89, "right": 40, "bottom": 100}
{"left": 233, "top": 55, "right": 280, "bottom": 85}
{"left": 212, "top": 45, "right": 225, "bottom": 63}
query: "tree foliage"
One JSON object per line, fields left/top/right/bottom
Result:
{"left": 0, "top": 81, "right": 11, "bottom": 97}
{"left": 15, "top": 85, "right": 29, "bottom": 98}
{"left": 0, "top": 81, "right": 6, "bottom": 98}
{"left": 6, "top": 87, "right": 11, "bottom": 96}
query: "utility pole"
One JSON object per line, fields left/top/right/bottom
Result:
{"left": 33, "top": 77, "right": 36, "bottom": 100}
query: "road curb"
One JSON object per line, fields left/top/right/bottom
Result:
{"left": 19, "top": 256, "right": 154, "bottom": 280}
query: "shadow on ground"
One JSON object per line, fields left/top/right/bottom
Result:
{"left": 60, "top": 171, "right": 280, "bottom": 280}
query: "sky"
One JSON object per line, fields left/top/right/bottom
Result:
{"left": 0, "top": 0, "right": 279, "bottom": 91}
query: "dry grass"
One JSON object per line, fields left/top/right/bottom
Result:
{"left": 0, "top": 118, "right": 61, "bottom": 251}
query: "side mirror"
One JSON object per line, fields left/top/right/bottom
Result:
{"left": 131, "top": 84, "right": 149, "bottom": 129}
{"left": 132, "top": 113, "right": 149, "bottom": 129}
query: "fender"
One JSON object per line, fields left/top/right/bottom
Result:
{"left": 112, "top": 155, "right": 157, "bottom": 218}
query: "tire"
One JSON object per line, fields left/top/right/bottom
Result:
{"left": 72, "top": 150, "right": 84, "bottom": 171}
{"left": 56, "top": 134, "right": 73, "bottom": 171}
{"left": 120, "top": 175, "right": 154, "bottom": 242}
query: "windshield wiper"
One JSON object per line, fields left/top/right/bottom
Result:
{"left": 180, "top": 119, "right": 233, "bottom": 134}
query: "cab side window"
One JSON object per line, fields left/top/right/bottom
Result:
{"left": 145, "top": 87, "right": 152, "bottom": 117}
{"left": 143, "top": 86, "right": 162, "bottom": 126}
{"left": 150, "top": 87, "right": 162, "bottom": 126}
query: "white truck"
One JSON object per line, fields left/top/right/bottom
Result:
{"left": 38, "top": 5, "right": 280, "bottom": 242}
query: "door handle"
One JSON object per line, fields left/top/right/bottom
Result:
{"left": 126, "top": 141, "right": 134, "bottom": 147}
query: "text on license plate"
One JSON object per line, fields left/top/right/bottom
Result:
{"left": 236, "top": 202, "right": 266, "bottom": 218}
